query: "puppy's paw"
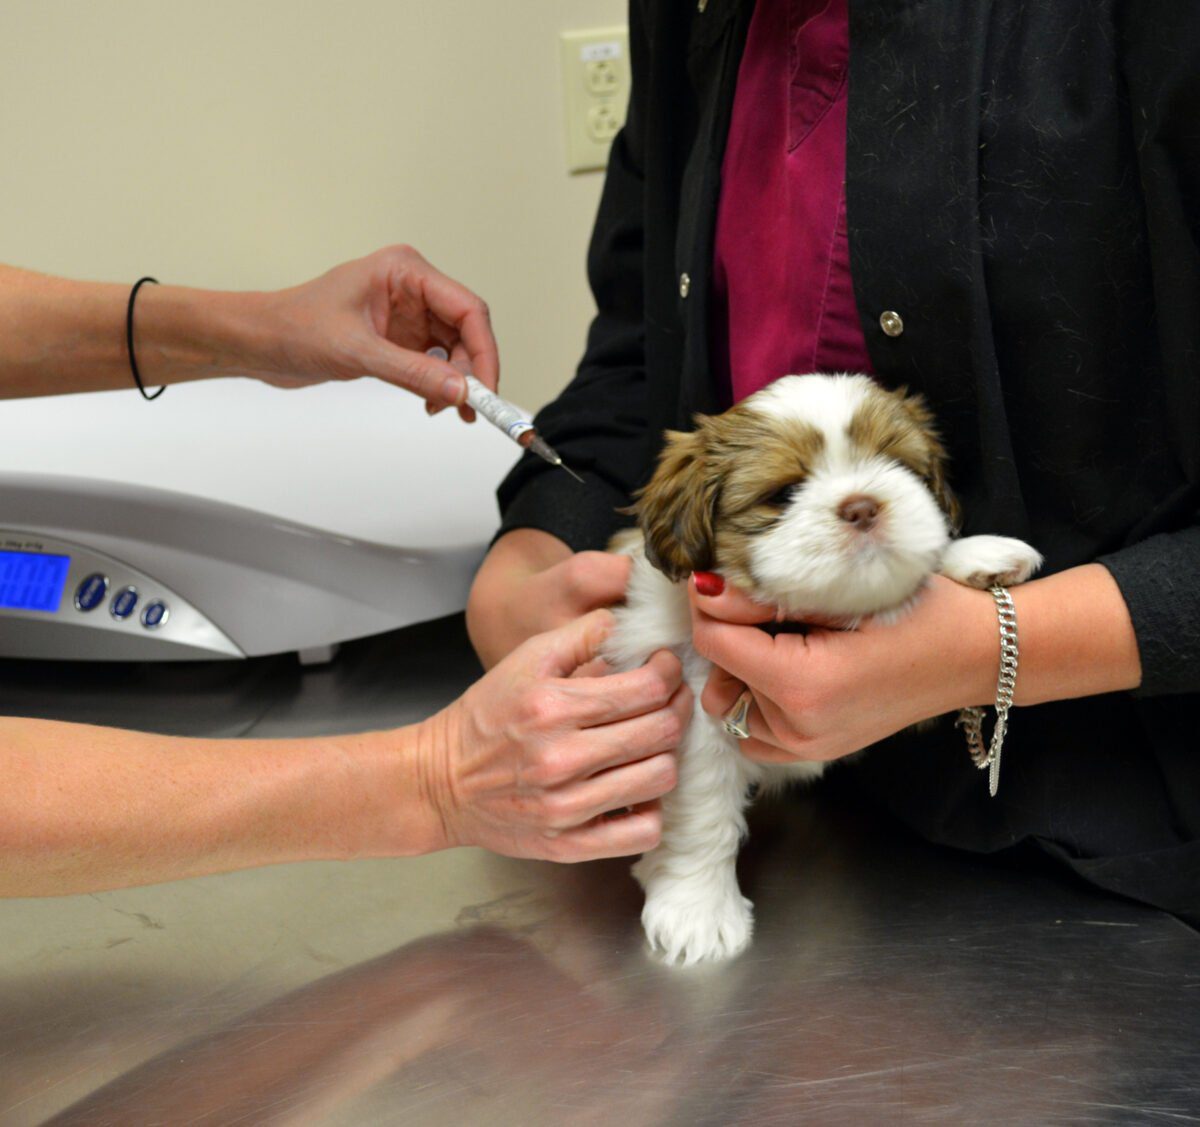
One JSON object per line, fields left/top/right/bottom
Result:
{"left": 640, "top": 876, "right": 754, "bottom": 967}
{"left": 939, "top": 535, "right": 1043, "bottom": 589}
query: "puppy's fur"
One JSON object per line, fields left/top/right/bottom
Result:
{"left": 603, "top": 375, "right": 1042, "bottom": 965}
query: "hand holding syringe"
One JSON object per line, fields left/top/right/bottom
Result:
{"left": 427, "top": 348, "right": 584, "bottom": 483}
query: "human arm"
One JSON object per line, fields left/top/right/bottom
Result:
{"left": 0, "top": 611, "right": 687, "bottom": 897}
{"left": 689, "top": 566, "right": 1142, "bottom": 765}
{"left": 1095, "top": 1, "right": 1200, "bottom": 697}
{"left": 0, "top": 245, "right": 497, "bottom": 410}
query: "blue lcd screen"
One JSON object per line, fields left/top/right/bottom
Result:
{"left": 0, "top": 551, "right": 71, "bottom": 613}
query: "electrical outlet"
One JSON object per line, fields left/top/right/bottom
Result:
{"left": 585, "top": 59, "right": 621, "bottom": 97}
{"left": 586, "top": 103, "right": 622, "bottom": 143}
{"left": 560, "top": 27, "right": 630, "bottom": 174}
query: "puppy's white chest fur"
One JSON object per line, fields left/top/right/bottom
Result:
{"left": 605, "top": 374, "right": 1042, "bottom": 966}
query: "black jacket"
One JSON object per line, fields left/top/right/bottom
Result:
{"left": 497, "top": 0, "right": 1200, "bottom": 926}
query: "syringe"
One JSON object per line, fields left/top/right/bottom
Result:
{"left": 427, "top": 349, "right": 584, "bottom": 483}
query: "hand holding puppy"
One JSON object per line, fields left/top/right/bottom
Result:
{"left": 467, "top": 529, "right": 633, "bottom": 670}
{"left": 425, "top": 610, "right": 688, "bottom": 862}
{"left": 691, "top": 562, "right": 1144, "bottom": 767}
{"left": 690, "top": 572, "right": 1000, "bottom": 765}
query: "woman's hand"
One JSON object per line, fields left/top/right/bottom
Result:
{"left": 467, "top": 529, "right": 632, "bottom": 670}
{"left": 422, "top": 609, "right": 689, "bottom": 862}
{"left": 689, "top": 573, "right": 999, "bottom": 765}
{"left": 255, "top": 244, "right": 499, "bottom": 414}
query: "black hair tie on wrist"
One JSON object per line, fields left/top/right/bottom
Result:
{"left": 126, "top": 276, "right": 165, "bottom": 400}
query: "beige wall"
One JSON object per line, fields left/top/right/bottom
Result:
{"left": 0, "top": 0, "right": 625, "bottom": 412}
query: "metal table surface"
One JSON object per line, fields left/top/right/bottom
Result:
{"left": 1, "top": 616, "right": 1197, "bottom": 1126}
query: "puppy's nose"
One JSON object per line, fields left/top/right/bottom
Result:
{"left": 837, "top": 495, "right": 881, "bottom": 531}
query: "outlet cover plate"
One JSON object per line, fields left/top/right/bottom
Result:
{"left": 560, "top": 27, "right": 630, "bottom": 174}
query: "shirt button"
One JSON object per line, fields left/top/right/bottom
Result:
{"left": 879, "top": 310, "right": 905, "bottom": 337}
{"left": 679, "top": 272, "right": 691, "bottom": 299}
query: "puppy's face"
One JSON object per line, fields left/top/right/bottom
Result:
{"left": 635, "top": 374, "right": 958, "bottom": 617}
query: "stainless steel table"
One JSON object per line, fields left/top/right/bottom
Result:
{"left": 1, "top": 616, "right": 1197, "bottom": 1125}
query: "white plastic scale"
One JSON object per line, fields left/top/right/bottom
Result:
{"left": 0, "top": 380, "right": 515, "bottom": 662}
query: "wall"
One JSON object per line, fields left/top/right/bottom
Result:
{"left": 0, "top": 0, "right": 625, "bottom": 412}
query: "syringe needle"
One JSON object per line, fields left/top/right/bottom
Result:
{"left": 527, "top": 434, "right": 585, "bottom": 484}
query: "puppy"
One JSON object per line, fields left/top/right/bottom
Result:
{"left": 602, "top": 374, "right": 1042, "bottom": 966}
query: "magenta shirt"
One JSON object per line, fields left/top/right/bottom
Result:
{"left": 711, "top": 0, "right": 873, "bottom": 407}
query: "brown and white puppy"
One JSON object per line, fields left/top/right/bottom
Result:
{"left": 603, "top": 374, "right": 1041, "bottom": 965}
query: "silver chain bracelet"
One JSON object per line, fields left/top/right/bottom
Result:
{"left": 955, "top": 585, "right": 1019, "bottom": 797}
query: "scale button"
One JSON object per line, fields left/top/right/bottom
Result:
{"left": 74, "top": 573, "right": 109, "bottom": 612}
{"left": 110, "top": 587, "right": 139, "bottom": 620}
{"left": 141, "top": 600, "right": 169, "bottom": 629}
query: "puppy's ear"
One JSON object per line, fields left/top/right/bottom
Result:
{"left": 634, "top": 424, "right": 719, "bottom": 581}
{"left": 893, "top": 388, "right": 962, "bottom": 533}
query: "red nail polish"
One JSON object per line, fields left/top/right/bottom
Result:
{"left": 693, "top": 571, "right": 725, "bottom": 597}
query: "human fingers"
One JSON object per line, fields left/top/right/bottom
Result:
{"left": 544, "top": 803, "right": 664, "bottom": 862}
{"left": 449, "top": 342, "right": 477, "bottom": 423}
{"left": 529, "top": 682, "right": 691, "bottom": 787}
{"left": 690, "top": 607, "right": 792, "bottom": 695}
{"left": 539, "top": 752, "right": 678, "bottom": 832}
{"left": 559, "top": 649, "right": 683, "bottom": 728}
{"left": 363, "top": 337, "right": 467, "bottom": 408}
{"left": 422, "top": 343, "right": 476, "bottom": 421}
{"left": 558, "top": 551, "right": 633, "bottom": 613}
{"left": 474, "top": 551, "right": 629, "bottom": 672}
{"left": 699, "top": 663, "right": 747, "bottom": 719}
{"left": 688, "top": 573, "right": 777, "bottom": 625}
{"left": 704, "top": 671, "right": 840, "bottom": 764}
{"left": 698, "top": 671, "right": 768, "bottom": 745}
{"left": 690, "top": 573, "right": 856, "bottom": 631}
{"left": 698, "top": 677, "right": 802, "bottom": 764}
{"left": 569, "top": 656, "right": 611, "bottom": 679}
{"left": 415, "top": 267, "right": 499, "bottom": 394}
{"left": 528, "top": 608, "right": 618, "bottom": 680}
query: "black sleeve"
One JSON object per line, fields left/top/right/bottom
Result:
{"left": 495, "top": 0, "right": 652, "bottom": 552}
{"left": 1098, "top": 1, "right": 1200, "bottom": 696}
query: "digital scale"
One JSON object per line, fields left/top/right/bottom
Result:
{"left": 0, "top": 379, "right": 517, "bottom": 662}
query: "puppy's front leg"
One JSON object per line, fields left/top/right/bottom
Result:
{"left": 939, "top": 535, "right": 1043, "bottom": 590}
{"left": 633, "top": 704, "right": 759, "bottom": 966}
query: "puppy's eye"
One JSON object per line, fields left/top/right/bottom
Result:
{"left": 762, "top": 484, "right": 796, "bottom": 509}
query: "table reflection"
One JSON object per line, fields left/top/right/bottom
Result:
{"left": 46, "top": 793, "right": 1192, "bottom": 1126}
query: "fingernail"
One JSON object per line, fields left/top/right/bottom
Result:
{"left": 693, "top": 571, "right": 725, "bottom": 597}
{"left": 442, "top": 375, "right": 465, "bottom": 406}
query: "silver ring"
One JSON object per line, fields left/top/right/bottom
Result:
{"left": 722, "top": 688, "right": 754, "bottom": 740}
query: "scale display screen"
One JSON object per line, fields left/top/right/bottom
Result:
{"left": 0, "top": 550, "right": 71, "bottom": 613}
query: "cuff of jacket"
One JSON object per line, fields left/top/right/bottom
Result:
{"left": 1097, "top": 525, "right": 1200, "bottom": 696}
{"left": 496, "top": 464, "right": 633, "bottom": 553}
